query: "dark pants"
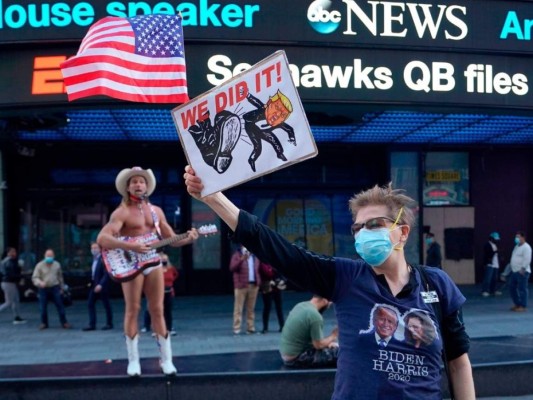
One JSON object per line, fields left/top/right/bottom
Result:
{"left": 481, "top": 266, "right": 499, "bottom": 294}
{"left": 38, "top": 285, "right": 67, "bottom": 326}
{"left": 509, "top": 271, "right": 530, "bottom": 307}
{"left": 261, "top": 289, "right": 284, "bottom": 332}
{"left": 87, "top": 284, "right": 113, "bottom": 328}
{"left": 144, "top": 289, "right": 174, "bottom": 330}
{"left": 283, "top": 347, "right": 339, "bottom": 368}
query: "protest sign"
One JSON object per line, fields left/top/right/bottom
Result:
{"left": 172, "top": 50, "right": 317, "bottom": 197}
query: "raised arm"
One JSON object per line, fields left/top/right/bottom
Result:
{"left": 183, "top": 165, "right": 337, "bottom": 299}
{"left": 183, "top": 165, "right": 240, "bottom": 231}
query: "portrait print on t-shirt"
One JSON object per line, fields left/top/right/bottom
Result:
{"left": 358, "top": 304, "right": 402, "bottom": 348}
{"left": 357, "top": 303, "right": 442, "bottom": 388}
{"left": 403, "top": 309, "right": 438, "bottom": 349}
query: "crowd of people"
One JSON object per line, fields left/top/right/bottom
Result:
{"left": 0, "top": 165, "right": 531, "bottom": 399}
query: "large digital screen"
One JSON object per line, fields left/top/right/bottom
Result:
{"left": 0, "top": 0, "right": 532, "bottom": 55}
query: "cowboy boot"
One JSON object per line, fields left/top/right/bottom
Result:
{"left": 125, "top": 334, "right": 141, "bottom": 376}
{"left": 156, "top": 333, "right": 177, "bottom": 375}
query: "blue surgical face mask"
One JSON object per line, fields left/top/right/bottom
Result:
{"left": 425, "top": 238, "right": 433, "bottom": 245}
{"left": 355, "top": 228, "right": 397, "bottom": 267}
{"left": 45, "top": 257, "right": 54, "bottom": 263}
{"left": 515, "top": 237, "right": 520, "bottom": 245}
{"left": 91, "top": 249, "right": 100, "bottom": 256}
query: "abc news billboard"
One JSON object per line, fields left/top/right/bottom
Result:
{"left": 0, "top": 0, "right": 532, "bottom": 54}
{"left": 1, "top": 0, "right": 533, "bottom": 110}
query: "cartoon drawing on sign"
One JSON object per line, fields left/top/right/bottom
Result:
{"left": 242, "top": 88, "right": 296, "bottom": 172}
{"left": 187, "top": 110, "right": 241, "bottom": 174}
{"left": 186, "top": 87, "right": 297, "bottom": 174}
{"left": 172, "top": 50, "right": 318, "bottom": 197}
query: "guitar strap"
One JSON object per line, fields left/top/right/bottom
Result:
{"left": 149, "top": 204, "right": 162, "bottom": 239}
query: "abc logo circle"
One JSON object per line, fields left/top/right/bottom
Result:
{"left": 307, "top": 0, "right": 341, "bottom": 34}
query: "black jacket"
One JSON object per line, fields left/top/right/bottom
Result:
{"left": 482, "top": 240, "right": 499, "bottom": 266}
{"left": 0, "top": 257, "right": 22, "bottom": 283}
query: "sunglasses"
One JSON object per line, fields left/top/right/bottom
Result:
{"left": 351, "top": 216, "right": 397, "bottom": 236}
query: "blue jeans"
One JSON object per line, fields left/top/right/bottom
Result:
{"left": 509, "top": 271, "right": 531, "bottom": 308}
{"left": 481, "top": 266, "right": 499, "bottom": 294}
{"left": 38, "top": 285, "right": 67, "bottom": 326}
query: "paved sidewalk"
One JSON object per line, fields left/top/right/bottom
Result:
{"left": 1, "top": 284, "right": 532, "bottom": 398}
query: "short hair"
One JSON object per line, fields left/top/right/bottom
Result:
{"left": 269, "top": 90, "right": 293, "bottom": 113}
{"left": 348, "top": 182, "right": 416, "bottom": 227}
{"left": 426, "top": 233, "right": 435, "bottom": 238}
{"left": 373, "top": 305, "right": 399, "bottom": 325}
{"left": 517, "top": 231, "right": 526, "bottom": 238}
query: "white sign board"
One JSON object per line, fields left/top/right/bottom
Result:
{"left": 172, "top": 50, "right": 318, "bottom": 197}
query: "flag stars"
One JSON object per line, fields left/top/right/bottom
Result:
{"left": 131, "top": 14, "right": 185, "bottom": 58}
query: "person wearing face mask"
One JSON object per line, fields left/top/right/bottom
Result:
{"left": 481, "top": 232, "right": 502, "bottom": 297}
{"left": 82, "top": 242, "right": 113, "bottom": 331}
{"left": 229, "top": 244, "right": 261, "bottom": 335}
{"left": 31, "top": 248, "right": 71, "bottom": 330}
{"left": 183, "top": 166, "right": 476, "bottom": 400}
{"left": 508, "top": 231, "right": 532, "bottom": 312}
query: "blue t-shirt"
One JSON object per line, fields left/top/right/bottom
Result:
{"left": 331, "top": 258, "right": 465, "bottom": 400}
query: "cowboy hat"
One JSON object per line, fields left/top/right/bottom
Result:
{"left": 115, "top": 167, "right": 156, "bottom": 198}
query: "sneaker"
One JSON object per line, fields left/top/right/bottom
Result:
{"left": 170, "top": 330, "right": 177, "bottom": 336}
{"left": 13, "top": 317, "right": 27, "bottom": 325}
{"left": 39, "top": 323, "right": 48, "bottom": 330}
{"left": 481, "top": 292, "right": 490, "bottom": 297}
{"left": 246, "top": 330, "right": 257, "bottom": 335}
{"left": 140, "top": 327, "right": 149, "bottom": 333}
{"left": 513, "top": 306, "right": 527, "bottom": 312}
{"left": 101, "top": 325, "right": 113, "bottom": 330}
{"left": 495, "top": 291, "right": 503, "bottom": 296}
{"left": 233, "top": 330, "right": 241, "bottom": 335}
{"left": 62, "top": 323, "right": 72, "bottom": 329}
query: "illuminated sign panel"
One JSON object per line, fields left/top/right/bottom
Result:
{"left": 0, "top": 0, "right": 533, "bottom": 55}
{"left": 2, "top": 44, "right": 533, "bottom": 110}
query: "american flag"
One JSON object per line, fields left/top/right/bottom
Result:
{"left": 60, "top": 14, "right": 188, "bottom": 103}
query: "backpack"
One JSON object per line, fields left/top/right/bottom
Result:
{"left": 412, "top": 264, "right": 455, "bottom": 400}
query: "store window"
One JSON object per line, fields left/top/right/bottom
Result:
{"left": 423, "top": 152, "right": 470, "bottom": 206}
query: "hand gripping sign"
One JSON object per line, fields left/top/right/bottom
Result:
{"left": 172, "top": 50, "right": 318, "bottom": 197}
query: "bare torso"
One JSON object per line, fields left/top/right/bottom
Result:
{"left": 118, "top": 202, "right": 158, "bottom": 238}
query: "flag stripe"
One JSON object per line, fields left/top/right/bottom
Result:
{"left": 79, "top": 19, "right": 133, "bottom": 52}
{"left": 62, "top": 63, "right": 186, "bottom": 81}
{"left": 79, "top": 34, "right": 135, "bottom": 54}
{"left": 67, "top": 78, "right": 188, "bottom": 95}
{"left": 64, "top": 70, "right": 187, "bottom": 88}
{"left": 60, "top": 14, "right": 188, "bottom": 104}
{"left": 61, "top": 50, "right": 186, "bottom": 75}
{"left": 67, "top": 85, "right": 189, "bottom": 103}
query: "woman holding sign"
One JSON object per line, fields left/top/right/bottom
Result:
{"left": 183, "top": 165, "right": 475, "bottom": 400}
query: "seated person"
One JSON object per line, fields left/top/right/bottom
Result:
{"left": 279, "top": 295, "right": 338, "bottom": 368}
